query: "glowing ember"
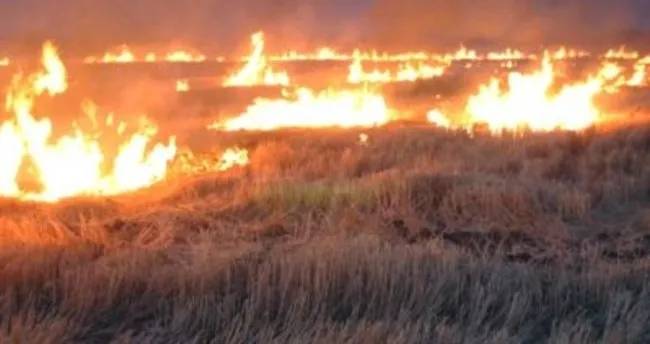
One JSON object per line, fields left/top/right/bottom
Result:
{"left": 464, "top": 55, "right": 618, "bottom": 133}
{"left": 224, "top": 32, "right": 290, "bottom": 87}
{"left": 1, "top": 42, "right": 176, "bottom": 202}
{"left": 209, "top": 88, "right": 391, "bottom": 131}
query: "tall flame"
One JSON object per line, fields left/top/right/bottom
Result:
{"left": 0, "top": 42, "right": 176, "bottom": 202}
{"left": 223, "top": 32, "right": 290, "bottom": 87}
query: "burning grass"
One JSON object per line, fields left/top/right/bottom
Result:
{"left": 2, "top": 125, "right": 650, "bottom": 342}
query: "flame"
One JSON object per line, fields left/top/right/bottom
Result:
{"left": 209, "top": 87, "right": 391, "bottom": 131}
{"left": 627, "top": 61, "right": 648, "bottom": 87}
{"left": 486, "top": 48, "right": 531, "bottom": 61}
{"left": 551, "top": 47, "right": 590, "bottom": 60}
{"left": 224, "top": 32, "right": 290, "bottom": 87}
{"left": 0, "top": 57, "right": 9, "bottom": 66}
{"left": 1, "top": 42, "right": 176, "bottom": 202}
{"left": 85, "top": 45, "right": 136, "bottom": 64}
{"left": 604, "top": 46, "right": 639, "bottom": 60}
{"left": 218, "top": 148, "right": 249, "bottom": 171}
{"left": 348, "top": 52, "right": 446, "bottom": 84}
{"left": 427, "top": 109, "right": 451, "bottom": 129}
{"left": 176, "top": 80, "right": 190, "bottom": 93}
{"left": 395, "top": 62, "right": 446, "bottom": 82}
{"left": 434, "top": 45, "right": 480, "bottom": 63}
{"left": 271, "top": 48, "right": 350, "bottom": 62}
{"left": 347, "top": 51, "right": 392, "bottom": 84}
{"left": 463, "top": 54, "right": 618, "bottom": 133}
{"left": 165, "top": 50, "right": 206, "bottom": 63}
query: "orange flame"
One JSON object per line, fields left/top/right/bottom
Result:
{"left": 1, "top": 42, "right": 176, "bottom": 202}
{"left": 463, "top": 54, "right": 620, "bottom": 133}
{"left": 209, "top": 87, "right": 391, "bottom": 131}
{"left": 224, "top": 32, "right": 290, "bottom": 87}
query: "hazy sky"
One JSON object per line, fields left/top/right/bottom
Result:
{"left": 1, "top": 0, "right": 648, "bottom": 54}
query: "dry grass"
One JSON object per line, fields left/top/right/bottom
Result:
{"left": 2, "top": 124, "right": 650, "bottom": 343}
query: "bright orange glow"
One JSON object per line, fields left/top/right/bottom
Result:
{"left": 176, "top": 80, "right": 190, "bottom": 93}
{"left": 551, "top": 47, "right": 590, "bottom": 60}
{"left": 486, "top": 48, "right": 532, "bottom": 61}
{"left": 217, "top": 147, "right": 250, "bottom": 171}
{"left": 0, "top": 57, "right": 9, "bottom": 66}
{"left": 435, "top": 45, "right": 480, "bottom": 63}
{"left": 209, "top": 87, "right": 391, "bottom": 131}
{"left": 165, "top": 50, "right": 207, "bottom": 63}
{"left": 224, "top": 32, "right": 290, "bottom": 87}
{"left": 395, "top": 62, "right": 446, "bottom": 82}
{"left": 464, "top": 55, "right": 620, "bottom": 133}
{"left": 85, "top": 45, "right": 136, "bottom": 64}
{"left": 426, "top": 109, "right": 451, "bottom": 129}
{"left": 1, "top": 42, "right": 176, "bottom": 202}
{"left": 348, "top": 51, "right": 446, "bottom": 84}
{"left": 604, "top": 46, "right": 639, "bottom": 60}
{"left": 627, "top": 61, "right": 648, "bottom": 87}
{"left": 270, "top": 47, "right": 350, "bottom": 62}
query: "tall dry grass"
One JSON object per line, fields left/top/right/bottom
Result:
{"left": 2, "top": 124, "right": 650, "bottom": 342}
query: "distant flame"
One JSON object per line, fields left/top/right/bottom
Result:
{"left": 224, "top": 32, "right": 290, "bottom": 87}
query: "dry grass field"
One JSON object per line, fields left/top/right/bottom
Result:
{"left": 2, "top": 124, "right": 650, "bottom": 343}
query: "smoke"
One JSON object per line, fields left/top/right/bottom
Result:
{"left": 364, "top": 0, "right": 650, "bottom": 50}
{"left": 0, "top": 0, "right": 648, "bottom": 54}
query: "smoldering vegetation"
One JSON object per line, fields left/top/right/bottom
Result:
{"left": 2, "top": 124, "right": 650, "bottom": 343}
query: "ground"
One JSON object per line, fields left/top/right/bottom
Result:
{"left": 2, "top": 124, "right": 650, "bottom": 343}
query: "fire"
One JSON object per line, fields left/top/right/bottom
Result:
{"left": 218, "top": 148, "right": 249, "bottom": 171}
{"left": 348, "top": 52, "right": 446, "bottom": 84}
{"left": 270, "top": 47, "right": 350, "bottom": 62}
{"left": 427, "top": 110, "right": 451, "bottom": 129}
{"left": 435, "top": 45, "right": 480, "bottom": 63}
{"left": 85, "top": 45, "right": 136, "bottom": 64}
{"left": 0, "top": 57, "right": 9, "bottom": 66}
{"left": 486, "top": 48, "right": 531, "bottom": 61}
{"left": 551, "top": 47, "right": 590, "bottom": 60}
{"left": 627, "top": 61, "right": 648, "bottom": 87}
{"left": 348, "top": 51, "right": 392, "bottom": 84}
{"left": 1, "top": 42, "right": 177, "bottom": 202}
{"left": 395, "top": 62, "right": 446, "bottom": 82}
{"left": 209, "top": 87, "right": 391, "bottom": 131}
{"left": 165, "top": 50, "right": 206, "bottom": 63}
{"left": 176, "top": 80, "right": 190, "bottom": 93}
{"left": 604, "top": 46, "right": 639, "bottom": 60}
{"left": 463, "top": 54, "right": 618, "bottom": 133}
{"left": 224, "top": 32, "right": 290, "bottom": 87}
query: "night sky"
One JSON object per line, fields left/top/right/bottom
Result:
{"left": 1, "top": 0, "right": 649, "bottom": 54}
